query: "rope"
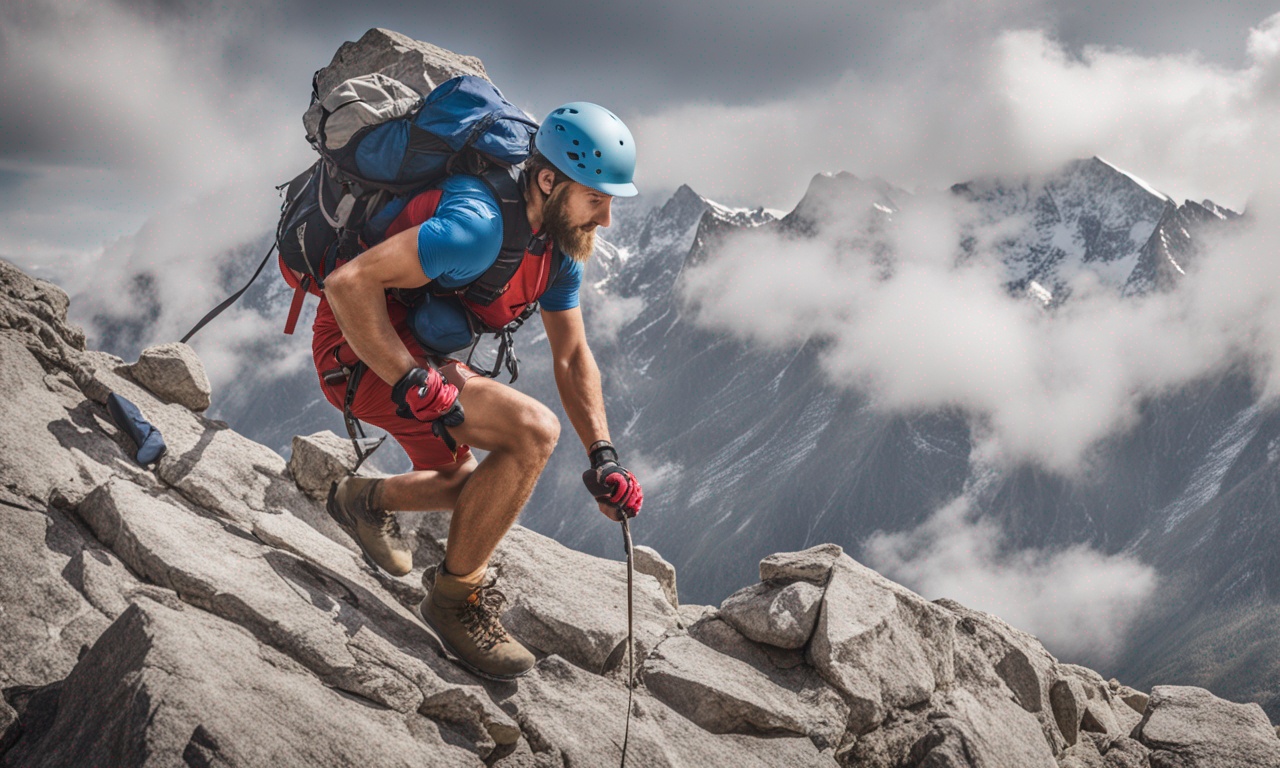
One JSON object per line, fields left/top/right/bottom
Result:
{"left": 619, "top": 517, "right": 635, "bottom": 766}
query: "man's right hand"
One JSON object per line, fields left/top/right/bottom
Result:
{"left": 391, "top": 366, "right": 461, "bottom": 423}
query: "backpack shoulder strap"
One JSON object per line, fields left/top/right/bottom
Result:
{"left": 461, "top": 167, "right": 548, "bottom": 307}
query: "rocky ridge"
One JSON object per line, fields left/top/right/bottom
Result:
{"left": 4, "top": 255, "right": 1280, "bottom": 765}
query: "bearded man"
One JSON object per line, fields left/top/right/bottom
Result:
{"left": 312, "top": 102, "right": 644, "bottom": 680}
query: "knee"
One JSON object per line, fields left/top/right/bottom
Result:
{"left": 515, "top": 402, "right": 560, "bottom": 462}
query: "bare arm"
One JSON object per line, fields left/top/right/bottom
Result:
{"left": 323, "top": 227, "right": 429, "bottom": 386}
{"left": 542, "top": 306, "right": 610, "bottom": 453}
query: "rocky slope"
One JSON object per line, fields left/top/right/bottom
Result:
{"left": 5, "top": 258, "right": 1280, "bottom": 765}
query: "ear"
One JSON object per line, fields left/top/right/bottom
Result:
{"left": 538, "top": 168, "right": 556, "bottom": 197}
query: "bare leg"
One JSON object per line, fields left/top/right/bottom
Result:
{"left": 380, "top": 457, "right": 477, "bottom": 512}
{"left": 431, "top": 376, "right": 560, "bottom": 575}
{"left": 366, "top": 374, "right": 558, "bottom": 575}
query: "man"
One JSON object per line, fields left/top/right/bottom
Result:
{"left": 314, "top": 102, "right": 644, "bottom": 681}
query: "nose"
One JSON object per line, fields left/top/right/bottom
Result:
{"left": 594, "top": 197, "right": 613, "bottom": 228}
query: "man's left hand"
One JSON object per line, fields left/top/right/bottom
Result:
{"left": 582, "top": 441, "right": 642, "bottom": 520}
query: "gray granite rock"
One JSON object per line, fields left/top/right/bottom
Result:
{"left": 1134, "top": 685, "right": 1280, "bottom": 767}
{"left": 1099, "top": 736, "right": 1151, "bottom": 768}
{"left": 126, "top": 342, "right": 212, "bottom": 411}
{"left": 305, "top": 28, "right": 490, "bottom": 141}
{"left": 719, "top": 579, "right": 823, "bottom": 649}
{"left": 504, "top": 655, "right": 838, "bottom": 766}
{"left": 759, "top": 543, "right": 843, "bottom": 585}
{"left": 493, "top": 526, "right": 680, "bottom": 674}
{"left": 1115, "top": 685, "right": 1149, "bottom": 715}
{"left": 289, "top": 430, "right": 360, "bottom": 499}
{"left": 1, "top": 597, "right": 481, "bottom": 767}
{"left": 0, "top": 491, "right": 111, "bottom": 692}
{"left": 633, "top": 544, "right": 678, "bottom": 610}
{"left": 677, "top": 603, "right": 716, "bottom": 629}
{"left": 640, "top": 633, "right": 846, "bottom": 747}
{"left": 807, "top": 555, "right": 956, "bottom": 734}
{"left": 1052, "top": 675, "right": 1088, "bottom": 746}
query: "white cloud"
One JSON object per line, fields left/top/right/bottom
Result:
{"left": 0, "top": 0, "right": 315, "bottom": 393}
{"left": 631, "top": 13, "right": 1280, "bottom": 212}
{"left": 864, "top": 496, "right": 1158, "bottom": 663}
{"left": 684, "top": 185, "right": 1280, "bottom": 474}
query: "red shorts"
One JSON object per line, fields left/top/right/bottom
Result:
{"left": 314, "top": 339, "right": 479, "bottom": 471}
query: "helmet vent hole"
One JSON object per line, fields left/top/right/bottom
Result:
{"left": 619, "top": 140, "right": 624, "bottom": 145}
{"left": 568, "top": 108, "right": 579, "bottom": 114}
{"left": 556, "top": 125, "right": 566, "bottom": 132}
{"left": 572, "top": 139, "right": 580, "bottom": 146}
{"left": 566, "top": 151, "right": 580, "bottom": 161}
{"left": 594, "top": 150, "right": 602, "bottom": 157}
{"left": 595, "top": 168, "right": 602, "bottom": 174}
{"left": 578, "top": 163, "right": 586, "bottom": 169}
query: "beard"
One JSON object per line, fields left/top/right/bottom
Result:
{"left": 541, "top": 183, "right": 596, "bottom": 263}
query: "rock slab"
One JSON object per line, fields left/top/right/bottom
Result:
{"left": 1133, "top": 685, "right": 1280, "bottom": 767}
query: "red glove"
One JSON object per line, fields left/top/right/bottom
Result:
{"left": 391, "top": 367, "right": 462, "bottom": 424}
{"left": 582, "top": 441, "right": 643, "bottom": 520}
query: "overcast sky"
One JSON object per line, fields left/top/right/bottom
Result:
{"left": 2, "top": 0, "right": 1279, "bottom": 273}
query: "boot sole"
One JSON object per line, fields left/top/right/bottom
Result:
{"left": 414, "top": 601, "right": 533, "bottom": 682}
{"left": 325, "top": 481, "right": 402, "bottom": 576}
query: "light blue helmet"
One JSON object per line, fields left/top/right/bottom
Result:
{"left": 535, "top": 102, "right": 638, "bottom": 197}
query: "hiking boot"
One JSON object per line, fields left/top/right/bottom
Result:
{"left": 418, "top": 565, "right": 536, "bottom": 681}
{"left": 325, "top": 476, "right": 412, "bottom": 576}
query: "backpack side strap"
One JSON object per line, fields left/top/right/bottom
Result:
{"left": 461, "top": 167, "right": 547, "bottom": 310}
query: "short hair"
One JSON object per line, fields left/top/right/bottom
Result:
{"left": 523, "top": 149, "right": 571, "bottom": 196}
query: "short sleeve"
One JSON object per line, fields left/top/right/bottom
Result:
{"left": 539, "top": 254, "right": 584, "bottom": 312}
{"left": 416, "top": 176, "right": 504, "bottom": 288}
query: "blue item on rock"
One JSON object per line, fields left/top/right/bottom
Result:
{"left": 106, "top": 393, "right": 168, "bottom": 465}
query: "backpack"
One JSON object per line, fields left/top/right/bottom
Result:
{"left": 275, "top": 73, "right": 539, "bottom": 333}
{"left": 179, "top": 68, "right": 538, "bottom": 344}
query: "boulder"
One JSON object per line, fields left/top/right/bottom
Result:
{"left": 1115, "top": 685, "right": 1148, "bottom": 715}
{"left": 504, "top": 655, "right": 837, "bottom": 767}
{"left": 1051, "top": 676, "right": 1088, "bottom": 746}
{"left": 1099, "top": 736, "right": 1152, "bottom": 767}
{"left": 941, "top": 598, "right": 1067, "bottom": 753}
{"left": 807, "top": 555, "right": 956, "bottom": 733}
{"left": 0, "top": 258, "right": 86, "bottom": 377}
{"left": 1133, "top": 685, "right": 1280, "bottom": 767}
{"left": 289, "top": 431, "right": 360, "bottom": 499}
{"left": 939, "top": 598, "right": 1060, "bottom": 715}
{"left": 492, "top": 526, "right": 680, "bottom": 673}
{"left": 678, "top": 603, "right": 716, "bottom": 629}
{"left": 1, "top": 597, "right": 480, "bottom": 767}
{"left": 1057, "top": 735, "right": 1107, "bottom": 768}
{"left": 305, "top": 28, "right": 489, "bottom": 140}
{"left": 633, "top": 545, "right": 678, "bottom": 610}
{"left": 719, "top": 580, "right": 823, "bottom": 649}
{"left": 126, "top": 342, "right": 212, "bottom": 411}
{"left": 847, "top": 687, "right": 1057, "bottom": 767}
{"left": 759, "top": 543, "right": 843, "bottom": 585}
{"left": 640, "top": 633, "right": 846, "bottom": 747}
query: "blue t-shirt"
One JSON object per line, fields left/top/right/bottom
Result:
{"left": 416, "top": 175, "right": 582, "bottom": 312}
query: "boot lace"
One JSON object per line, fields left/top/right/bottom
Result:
{"left": 458, "top": 578, "right": 512, "bottom": 651}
